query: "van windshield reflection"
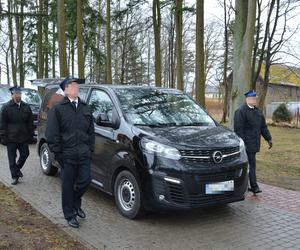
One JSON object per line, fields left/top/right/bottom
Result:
{"left": 114, "top": 88, "right": 216, "bottom": 127}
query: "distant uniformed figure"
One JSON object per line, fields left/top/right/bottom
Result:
{"left": 46, "top": 77, "right": 95, "bottom": 228}
{"left": 0, "top": 86, "right": 34, "bottom": 185}
{"left": 234, "top": 90, "right": 272, "bottom": 194}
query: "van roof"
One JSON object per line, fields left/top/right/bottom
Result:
{"left": 30, "top": 78, "right": 182, "bottom": 93}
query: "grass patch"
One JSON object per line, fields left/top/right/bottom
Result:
{"left": 256, "top": 126, "right": 300, "bottom": 191}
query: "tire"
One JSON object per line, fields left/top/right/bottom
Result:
{"left": 114, "top": 170, "right": 144, "bottom": 219}
{"left": 39, "top": 143, "right": 58, "bottom": 176}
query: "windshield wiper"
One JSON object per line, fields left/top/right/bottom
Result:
{"left": 179, "top": 122, "right": 207, "bottom": 126}
{"left": 134, "top": 122, "right": 177, "bottom": 127}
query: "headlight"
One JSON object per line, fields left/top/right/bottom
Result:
{"left": 141, "top": 138, "right": 181, "bottom": 160}
{"left": 239, "top": 138, "right": 248, "bottom": 161}
{"left": 239, "top": 138, "right": 245, "bottom": 151}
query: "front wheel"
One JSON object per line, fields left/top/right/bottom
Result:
{"left": 114, "top": 170, "right": 144, "bottom": 219}
{"left": 39, "top": 143, "right": 58, "bottom": 176}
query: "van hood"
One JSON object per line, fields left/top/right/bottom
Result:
{"left": 133, "top": 125, "right": 240, "bottom": 149}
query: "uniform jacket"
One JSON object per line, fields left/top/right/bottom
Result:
{"left": 234, "top": 104, "right": 272, "bottom": 153}
{"left": 0, "top": 100, "right": 34, "bottom": 144}
{"left": 45, "top": 96, "right": 95, "bottom": 159}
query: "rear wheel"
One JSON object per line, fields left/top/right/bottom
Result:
{"left": 114, "top": 170, "right": 144, "bottom": 219}
{"left": 39, "top": 143, "right": 58, "bottom": 176}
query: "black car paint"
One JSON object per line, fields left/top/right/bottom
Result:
{"left": 37, "top": 84, "right": 248, "bottom": 211}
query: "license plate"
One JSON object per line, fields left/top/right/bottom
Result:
{"left": 205, "top": 180, "right": 234, "bottom": 194}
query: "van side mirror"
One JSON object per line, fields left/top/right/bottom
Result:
{"left": 95, "top": 108, "right": 120, "bottom": 129}
{"left": 96, "top": 113, "right": 112, "bottom": 127}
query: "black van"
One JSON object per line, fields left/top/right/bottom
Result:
{"left": 36, "top": 79, "right": 248, "bottom": 219}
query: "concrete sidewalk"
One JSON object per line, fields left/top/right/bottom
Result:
{"left": 0, "top": 144, "right": 299, "bottom": 250}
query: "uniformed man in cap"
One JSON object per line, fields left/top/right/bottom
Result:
{"left": 0, "top": 86, "right": 34, "bottom": 185}
{"left": 46, "top": 77, "right": 95, "bottom": 228}
{"left": 234, "top": 90, "right": 272, "bottom": 194}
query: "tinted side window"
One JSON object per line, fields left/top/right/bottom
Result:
{"left": 79, "top": 87, "right": 89, "bottom": 101}
{"left": 0, "top": 88, "right": 10, "bottom": 102}
{"left": 88, "top": 89, "right": 114, "bottom": 122}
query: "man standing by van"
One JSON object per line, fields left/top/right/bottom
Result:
{"left": 46, "top": 77, "right": 95, "bottom": 228}
{"left": 234, "top": 90, "right": 272, "bottom": 194}
{"left": 0, "top": 86, "right": 34, "bottom": 185}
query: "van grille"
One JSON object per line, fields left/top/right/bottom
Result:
{"left": 180, "top": 146, "right": 240, "bottom": 164}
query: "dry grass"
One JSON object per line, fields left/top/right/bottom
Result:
{"left": 0, "top": 184, "right": 88, "bottom": 250}
{"left": 256, "top": 126, "right": 300, "bottom": 191}
{"left": 205, "top": 98, "right": 224, "bottom": 122}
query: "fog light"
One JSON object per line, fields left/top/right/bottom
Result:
{"left": 159, "top": 195, "right": 165, "bottom": 201}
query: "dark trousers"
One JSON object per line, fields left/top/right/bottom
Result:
{"left": 7, "top": 142, "right": 29, "bottom": 179}
{"left": 61, "top": 157, "right": 91, "bottom": 220}
{"left": 247, "top": 151, "right": 258, "bottom": 189}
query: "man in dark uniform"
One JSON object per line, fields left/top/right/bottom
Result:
{"left": 234, "top": 90, "right": 272, "bottom": 194}
{"left": 0, "top": 86, "right": 34, "bottom": 185}
{"left": 46, "top": 77, "right": 95, "bottom": 228}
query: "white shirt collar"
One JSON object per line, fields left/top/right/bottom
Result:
{"left": 68, "top": 97, "right": 78, "bottom": 103}
{"left": 247, "top": 104, "right": 255, "bottom": 109}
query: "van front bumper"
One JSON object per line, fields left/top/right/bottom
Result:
{"left": 145, "top": 162, "right": 248, "bottom": 210}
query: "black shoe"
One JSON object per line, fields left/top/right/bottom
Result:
{"left": 67, "top": 217, "right": 79, "bottom": 228}
{"left": 18, "top": 171, "right": 23, "bottom": 178}
{"left": 76, "top": 208, "right": 86, "bottom": 219}
{"left": 252, "top": 187, "right": 262, "bottom": 194}
{"left": 11, "top": 178, "right": 19, "bottom": 185}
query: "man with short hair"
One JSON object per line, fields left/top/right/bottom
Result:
{"left": 0, "top": 86, "right": 34, "bottom": 185}
{"left": 234, "top": 90, "right": 272, "bottom": 194}
{"left": 46, "top": 77, "right": 95, "bottom": 228}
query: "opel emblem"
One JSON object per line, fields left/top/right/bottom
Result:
{"left": 212, "top": 151, "right": 223, "bottom": 164}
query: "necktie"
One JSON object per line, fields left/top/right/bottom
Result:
{"left": 72, "top": 101, "right": 77, "bottom": 109}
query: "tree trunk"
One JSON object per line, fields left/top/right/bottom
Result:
{"left": 228, "top": 0, "right": 256, "bottom": 128}
{"left": 5, "top": 47, "right": 10, "bottom": 86}
{"left": 195, "top": 0, "right": 205, "bottom": 107}
{"left": 259, "top": 60, "right": 270, "bottom": 111}
{"left": 77, "top": 0, "right": 84, "bottom": 78}
{"left": 37, "top": 0, "right": 44, "bottom": 79}
{"left": 71, "top": 39, "right": 75, "bottom": 76}
{"left": 153, "top": 0, "right": 161, "bottom": 87}
{"left": 147, "top": 34, "right": 151, "bottom": 84}
{"left": 44, "top": 0, "right": 49, "bottom": 78}
{"left": 252, "top": 0, "right": 275, "bottom": 89}
{"left": 106, "top": 0, "right": 112, "bottom": 84}
{"left": 8, "top": 1, "right": 17, "bottom": 85}
{"left": 221, "top": 0, "right": 230, "bottom": 123}
{"left": 258, "top": 0, "right": 279, "bottom": 111}
{"left": 175, "top": 0, "right": 184, "bottom": 91}
{"left": 120, "top": 12, "right": 129, "bottom": 85}
{"left": 52, "top": 21, "right": 56, "bottom": 77}
{"left": 17, "top": 1, "right": 25, "bottom": 87}
{"left": 57, "top": 0, "right": 68, "bottom": 77}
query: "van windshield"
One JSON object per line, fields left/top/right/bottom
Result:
{"left": 22, "top": 89, "right": 41, "bottom": 106}
{"left": 114, "top": 88, "right": 216, "bottom": 127}
{"left": 0, "top": 88, "right": 41, "bottom": 106}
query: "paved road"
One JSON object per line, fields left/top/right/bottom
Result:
{"left": 0, "top": 144, "right": 300, "bottom": 250}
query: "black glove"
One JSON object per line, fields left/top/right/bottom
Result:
{"left": 268, "top": 140, "right": 273, "bottom": 149}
